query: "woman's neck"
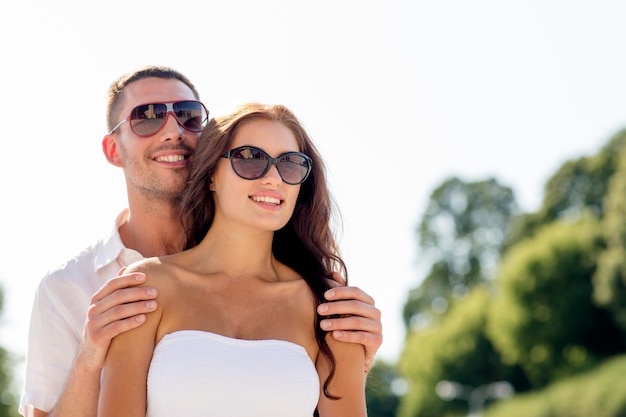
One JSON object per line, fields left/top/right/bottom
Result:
{"left": 184, "top": 220, "right": 280, "bottom": 278}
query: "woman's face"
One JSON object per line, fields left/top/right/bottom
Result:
{"left": 210, "top": 118, "right": 303, "bottom": 233}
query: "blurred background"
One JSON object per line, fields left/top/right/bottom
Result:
{"left": 2, "top": 1, "right": 626, "bottom": 416}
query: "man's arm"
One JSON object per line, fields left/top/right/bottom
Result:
{"left": 22, "top": 272, "right": 157, "bottom": 417}
{"left": 318, "top": 272, "right": 383, "bottom": 373}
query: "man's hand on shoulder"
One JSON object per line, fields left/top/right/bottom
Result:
{"left": 318, "top": 272, "right": 383, "bottom": 372}
{"left": 80, "top": 269, "right": 158, "bottom": 369}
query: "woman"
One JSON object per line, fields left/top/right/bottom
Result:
{"left": 98, "top": 103, "right": 367, "bottom": 416}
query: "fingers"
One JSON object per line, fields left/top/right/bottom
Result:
{"left": 88, "top": 272, "right": 157, "bottom": 329}
{"left": 317, "top": 285, "right": 383, "bottom": 373}
{"left": 319, "top": 315, "right": 383, "bottom": 373}
{"left": 322, "top": 285, "right": 375, "bottom": 306}
{"left": 82, "top": 272, "right": 159, "bottom": 365}
{"left": 319, "top": 309, "right": 382, "bottom": 334}
{"left": 90, "top": 271, "right": 150, "bottom": 304}
{"left": 317, "top": 287, "right": 382, "bottom": 350}
{"left": 321, "top": 324, "right": 383, "bottom": 373}
{"left": 318, "top": 304, "right": 383, "bottom": 353}
{"left": 327, "top": 271, "right": 346, "bottom": 286}
{"left": 325, "top": 329, "right": 383, "bottom": 352}
{"left": 318, "top": 298, "right": 380, "bottom": 322}
{"left": 80, "top": 307, "right": 152, "bottom": 370}
{"left": 86, "top": 295, "right": 157, "bottom": 340}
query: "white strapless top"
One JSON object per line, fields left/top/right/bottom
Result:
{"left": 146, "top": 330, "right": 320, "bottom": 417}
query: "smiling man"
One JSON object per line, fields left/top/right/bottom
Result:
{"left": 20, "top": 66, "right": 382, "bottom": 417}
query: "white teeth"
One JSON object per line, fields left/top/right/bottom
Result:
{"left": 251, "top": 196, "right": 281, "bottom": 205}
{"left": 156, "top": 155, "right": 185, "bottom": 162}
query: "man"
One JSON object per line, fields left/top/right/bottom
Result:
{"left": 20, "top": 66, "right": 383, "bottom": 417}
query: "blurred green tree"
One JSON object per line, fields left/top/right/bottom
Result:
{"left": 366, "top": 360, "right": 401, "bottom": 417}
{"left": 403, "top": 177, "right": 517, "bottom": 330}
{"left": 488, "top": 218, "right": 625, "bottom": 388}
{"left": 593, "top": 136, "right": 626, "bottom": 334}
{"left": 0, "top": 286, "right": 19, "bottom": 417}
{"left": 508, "top": 129, "right": 626, "bottom": 247}
{"left": 397, "top": 129, "right": 626, "bottom": 417}
{"left": 398, "top": 288, "right": 526, "bottom": 417}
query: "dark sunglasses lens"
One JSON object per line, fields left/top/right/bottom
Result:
{"left": 231, "top": 148, "right": 269, "bottom": 179}
{"left": 173, "top": 101, "right": 208, "bottom": 132}
{"left": 129, "top": 103, "right": 167, "bottom": 136}
{"left": 277, "top": 154, "right": 310, "bottom": 184}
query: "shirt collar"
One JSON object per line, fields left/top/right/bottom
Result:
{"left": 93, "top": 209, "right": 144, "bottom": 274}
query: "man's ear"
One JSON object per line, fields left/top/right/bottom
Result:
{"left": 102, "top": 135, "right": 124, "bottom": 167}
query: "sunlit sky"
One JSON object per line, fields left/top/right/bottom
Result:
{"left": 2, "top": 0, "right": 626, "bottom": 389}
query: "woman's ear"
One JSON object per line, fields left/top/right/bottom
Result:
{"left": 102, "top": 134, "right": 124, "bottom": 167}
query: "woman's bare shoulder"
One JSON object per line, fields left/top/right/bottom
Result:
{"left": 124, "top": 256, "right": 162, "bottom": 272}
{"left": 124, "top": 256, "right": 178, "bottom": 290}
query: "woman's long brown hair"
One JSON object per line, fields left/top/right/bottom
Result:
{"left": 179, "top": 103, "right": 347, "bottom": 398}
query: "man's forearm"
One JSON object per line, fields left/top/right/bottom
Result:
{"left": 36, "top": 353, "right": 102, "bottom": 417}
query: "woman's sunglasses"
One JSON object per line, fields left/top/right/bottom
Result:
{"left": 109, "top": 100, "right": 209, "bottom": 137}
{"left": 223, "top": 146, "right": 312, "bottom": 185}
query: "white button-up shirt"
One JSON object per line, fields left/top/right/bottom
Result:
{"left": 20, "top": 209, "right": 144, "bottom": 414}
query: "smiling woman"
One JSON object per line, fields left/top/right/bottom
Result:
{"left": 3, "top": 5, "right": 626, "bottom": 416}
{"left": 97, "top": 103, "right": 368, "bottom": 417}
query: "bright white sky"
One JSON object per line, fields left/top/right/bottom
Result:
{"left": 2, "top": 0, "right": 626, "bottom": 389}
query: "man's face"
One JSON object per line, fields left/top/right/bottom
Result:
{"left": 104, "top": 77, "right": 201, "bottom": 202}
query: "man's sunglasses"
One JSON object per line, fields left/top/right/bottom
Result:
{"left": 109, "top": 100, "right": 209, "bottom": 137}
{"left": 222, "top": 146, "right": 313, "bottom": 185}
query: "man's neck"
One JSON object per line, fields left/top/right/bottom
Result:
{"left": 119, "top": 199, "right": 185, "bottom": 258}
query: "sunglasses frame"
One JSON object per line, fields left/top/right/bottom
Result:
{"left": 109, "top": 100, "right": 209, "bottom": 137}
{"left": 222, "top": 146, "right": 313, "bottom": 185}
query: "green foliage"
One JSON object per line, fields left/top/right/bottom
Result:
{"left": 404, "top": 177, "right": 516, "bottom": 329}
{"left": 484, "top": 354, "right": 626, "bottom": 417}
{"left": 508, "top": 130, "right": 626, "bottom": 247}
{"left": 399, "top": 129, "right": 626, "bottom": 417}
{"left": 0, "top": 286, "right": 19, "bottom": 417}
{"left": 403, "top": 260, "right": 453, "bottom": 329}
{"left": 488, "top": 218, "right": 624, "bottom": 388}
{"left": 417, "top": 177, "right": 516, "bottom": 279}
{"left": 0, "top": 351, "right": 18, "bottom": 417}
{"left": 366, "top": 360, "right": 401, "bottom": 417}
{"left": 398, "top": 288, "right": 523, "bottom": 417}
{"left": 593, "top": 136, "right": 626, "bottom": 333}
